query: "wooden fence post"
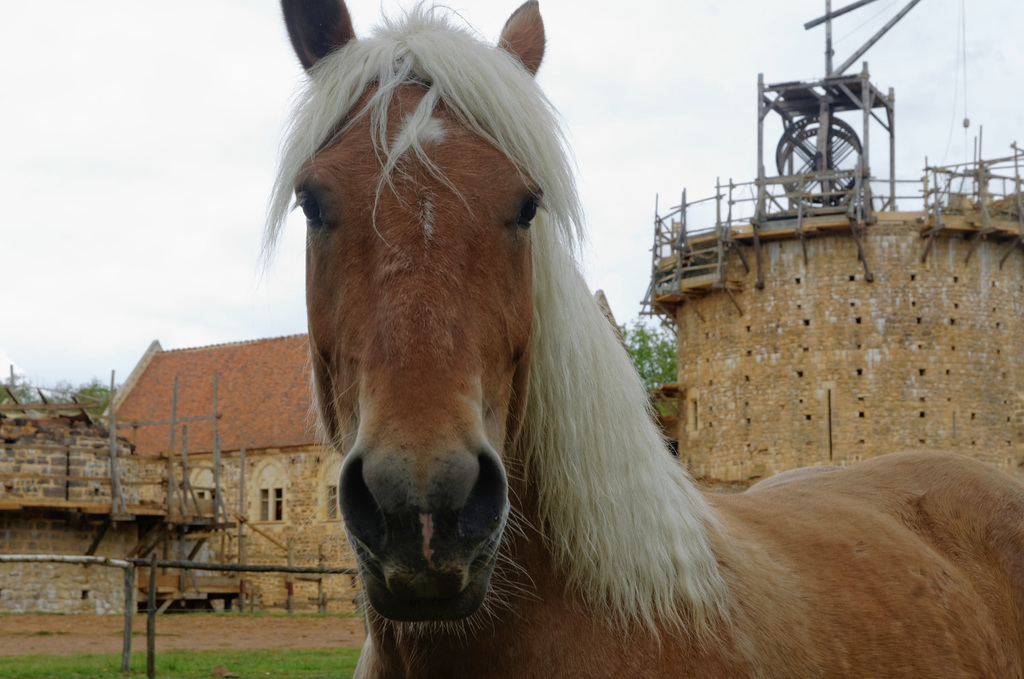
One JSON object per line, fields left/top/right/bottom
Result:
{"left": 317, "top": 545, "right": 326, "bottom": 613}
{"left": 286, "top": 539, "right": 295, "bottom": 614}
{"left": 147, "top": 553, "right": 157, "bottom": 679}
{"left": 121, "top": 562, "right": 134, "bottom": 672}
{"left": 237, "top": 448, "right": 246, "bottom": 613}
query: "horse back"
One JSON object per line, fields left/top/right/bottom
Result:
{"left": 711, "top": 451, "right": 1024, "bottom": 678}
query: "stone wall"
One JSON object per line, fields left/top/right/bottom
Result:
{"left": 169, "top": 445, "right": 358, "bottom": 613}
{"left": 674, "top": 214, "right": 1024, "bottom": 486}
{"left": 0, "top": 417, "right": 138, "bottom": 507}
{"left": 0, "top": 417, "right": 358, "bottom": 613}
{"left": 0, "top": 509, "right": 137, "bottom": 614}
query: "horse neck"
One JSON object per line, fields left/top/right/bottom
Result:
{"left": 512, "top": 224, "right": 728, "bottom": 630}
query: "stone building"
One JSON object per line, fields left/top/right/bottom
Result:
{"left": 0, "top": 335, "right": 358, "bottom": 614}
{"left": 115, "top": 334, "right": 358, "bottom": 612}
{"left": 0, "top": 409, "right": 150, "bottom": 613}
{"left": 646, "top": 151, "right": 1024, "bottom": 488}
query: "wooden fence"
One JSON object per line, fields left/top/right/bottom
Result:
{"left": 0, "top": 554, "right": 358, "bottom": 678}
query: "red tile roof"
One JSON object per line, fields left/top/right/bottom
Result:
{"left": 115, "top": 335, "right": 315, "bottom": 456}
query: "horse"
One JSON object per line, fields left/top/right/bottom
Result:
{"left": 266, "top": 2, "right": 1024, "bottom": 676}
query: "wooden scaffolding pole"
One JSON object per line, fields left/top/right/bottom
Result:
{"left": 108, "top": 370, "right": 128, "bottom": 517}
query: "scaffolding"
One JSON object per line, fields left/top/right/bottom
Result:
{"left": 116, "top": 372, "right": 245, "bottom": 611}
{"left": 643, "top": 144, "right": 1024, "bottom": 324}
{"left": 921, "top": 141, "right": 1024, "bottom": 265}
{"left": 642, "top": 0, "right": 936, "bottom": 323}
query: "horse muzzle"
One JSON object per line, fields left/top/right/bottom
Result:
{"left": 338, "top": 443, "right": 509, "bottom": 621}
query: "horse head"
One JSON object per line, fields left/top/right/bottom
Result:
{"left": 277, "top": 0, "right": 551, "bottom": 622}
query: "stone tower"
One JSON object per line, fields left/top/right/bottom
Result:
{"left": 644, "top": 70, "right": 1024, "bottom": 487}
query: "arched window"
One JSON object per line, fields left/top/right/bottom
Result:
{"left": 254, "top": 461, "right": 287, "bottom": 522}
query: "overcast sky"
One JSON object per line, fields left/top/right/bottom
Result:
{"left": 2, "top": 0, "right": 1022, "bottom": 388}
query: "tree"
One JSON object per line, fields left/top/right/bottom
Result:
{"left": 619, "top": 320, "right": 678, "bottom": 391}
{"left": 63, "top": 377, "right": 115, "bottom": 417}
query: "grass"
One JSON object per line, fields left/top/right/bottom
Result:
{"left": 0, "top": 648, "right": 361, "bottom": 679}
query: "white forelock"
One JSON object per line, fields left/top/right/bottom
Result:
{"left": 264, "top": 3, "right": 582, "bottom": 260}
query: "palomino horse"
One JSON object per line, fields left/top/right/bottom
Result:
{"left": 267, "top": 1, "right": 1024, "bottom": 676}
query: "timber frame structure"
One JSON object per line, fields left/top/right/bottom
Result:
{"left": 644, "top": 60, "right": 897, "bottom": 319}
{"left": 921, "top": 142, "right": 1024, "bottom": 266}
{"left": 643, "top": 144, "right": 1024, "bottom": 324}
{"left": 642, "top": 0, "right": 945, "bottom": 320}
{"left": 117, "top": 372, "right": 245, "bottom": 612}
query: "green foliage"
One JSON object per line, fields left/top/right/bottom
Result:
{"left": 67, "top": 377, "right": 115, "bottom": 416}
{"left": 2, "top": 371, "right": 35, "bottom": 404}
{"left": 619, "top": 320, "right": 678, "bottom": 391}
{"left": 0, "top": 647, "right": 361, "bottom": 678}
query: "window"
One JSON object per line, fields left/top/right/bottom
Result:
{"left": 261, "top": 487, "right": 284, "bottom": 522}
{"left": 326, "top": 485, "right": 339, "bottom": 520}
{"left": 686, "top": 392, "right": 700, "bottom": 436}
{"left": 188, "top": 468, "right": 216, "bottom": 517}
{"left": 254, "top": 461, "right": 287, "bottom": 522}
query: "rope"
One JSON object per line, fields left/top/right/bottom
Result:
{"left": 941, "top": 0, "right": 969, "bottom": 165}
{"left": 835, "top": 0, "right": 900, "bottom": 44}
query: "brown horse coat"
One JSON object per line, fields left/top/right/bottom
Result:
{"left": 268, "top": 3, "right": 1024, "bottom": 677}
{"left": 355, "top": 451, "right": 1024, "bottom": 678}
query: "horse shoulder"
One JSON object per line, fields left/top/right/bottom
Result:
{"left": 709, "top": 451, "right": 1024, "bottom": 677}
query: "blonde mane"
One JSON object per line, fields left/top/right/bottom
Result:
{"left": 264, "top": 4, "right": 726, "bottom": 632}
{"left": 525, "top": 220, "right": 727, "bottom": 631}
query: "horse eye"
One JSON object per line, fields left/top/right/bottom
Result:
{"left": 297, "top": 192, "right": 325, "bottom": 228}
{"left": 516, "top": 195, "right": 538, "bottom": 229}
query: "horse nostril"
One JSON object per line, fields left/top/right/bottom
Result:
{"left": 458, "top": 450, "right": 508, "bottom": 541}
{"left": 338, "top": 456, "right": 387, "bottom": 549}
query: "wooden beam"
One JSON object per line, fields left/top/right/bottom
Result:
{"left": 833, "top": 0, "right": 924, "bottom": 76}
{"left": 0, "top": 402, "right": 104, "bottom": 413}
{"left": 7, "top": 473, "right": 110, "bottom": 484}
{"left": 121, "top": 563, "right": 134, "bottom": 672}
{"left": 847, "top": 216, "right": 875, "bottom": 281}
{"left": 85, "top": 517, "right": 112, "bottom": 556}
{"left": 127, "top": 522, "right": 170, "bottom": 559}
{"left": 234, "top": 514, "right": 289, "bottom": 553}
{"left": 0, "top": 498, "right": 162, "bottom": 515}
{"left": 998, "top": 236, "right": 1023, "bottom": 269}
{"left": 0, "top": 554, "right": 130, "bottom": 568}
{"left": 752, "top": 221, "right": 765, "bottom": 289}
{"left": 181, "top": 426, "right": 204, "bottom": 517}
{"left": 186, "top": 538, "right": 208, "bottom": 561}
{"left": 804, "top": 0, "right": 880, "bottom": 30}
{"left": 116, "top": 413, "right": 216, "bottom": 429}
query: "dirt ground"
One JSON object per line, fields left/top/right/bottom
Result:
{"left": 0, "top": 613, "right": 366, "bottom": 656}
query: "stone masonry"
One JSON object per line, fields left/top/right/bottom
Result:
{"left": 0, "top": 509, "right": 136, "bottom": 614}
{"left": 674, "top": 214, "right": 1024, "bottom": 486}
{"left": 0, "top": 417, "right": 139, "bottom": 613}
{"left": 159, "top": 445, "right": 358, "bottom": 613}
{"left": 1, "top": 417, "right": 137, "bottom": 507}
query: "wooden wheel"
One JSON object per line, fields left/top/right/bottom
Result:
{"left": 776, "top": 116, "right": 862, "bottom": 206}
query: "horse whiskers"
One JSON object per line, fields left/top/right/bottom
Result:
{"left": 376, "top": 537, "right": 537, "bottom": 644}
{"left": 501, "top": 509, "right": 530, "bottom": 543}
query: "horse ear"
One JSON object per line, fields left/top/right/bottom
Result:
{"left": 499, "top": 1, "right": 545, "bottom": 76}
{"left": 281, "top": 0, "right": 355, "bottom": 71}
